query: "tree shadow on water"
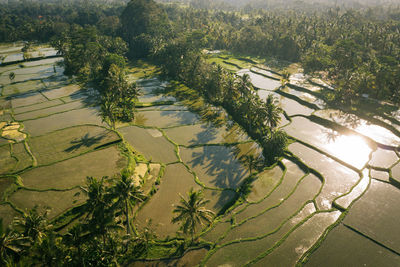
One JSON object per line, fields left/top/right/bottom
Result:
{"left": 189, "top": 146, "right": 249, "bottom": 190}
{"left": 64, "top": 133, "right": 105, "bottom": 152}
{"left": 188, "top": 124, "right": 219, "bottom": 145}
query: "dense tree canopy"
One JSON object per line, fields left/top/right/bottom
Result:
{"left": 121, "top": 0, "right": 170, "bottom": 58}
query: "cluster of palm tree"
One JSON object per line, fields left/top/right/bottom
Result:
{"left": 1, "top": 173, "right": 217, "bottom": 265}
{"left": 0, "top": 171, "right": 148, "bottom": 266}
{"left": 157, "top": 35, "right": 288, "bottom": 165}
{"left": 162, "top": 5, "right": 400, "bottom": 104}
{"left": 53, "top": 27, "right": 141, "bottom": 128}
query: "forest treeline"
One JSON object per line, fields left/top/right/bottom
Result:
{"left": 1, "top": 0, "right": 399, "bottom": 103}
{"left": 159, "top": 4, "right": 400, "bottom": 103}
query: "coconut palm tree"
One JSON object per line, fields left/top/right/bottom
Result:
{"left": 263, "top": 94, "right": 282, "bottom": 129}
{"left": 13, "top": 206, "right": 49, "bottom": 245}
{"left": 237, "top": 73, "right": 253, "bottom": 97}
{"left": 81, "top": 176, "right": 121, "bottom": 246}
{"left": 8, "top": 72, "right": 15, "bottom": 83}
{"left": 280, "top": 71, "right": 290, "bottom": 87}
{"left": 112, "top": 171, "right": 145, "bottom": 235}
{"left": 0, "top": 219, "right": 29, "bottom": 264}
{"left": 172, "top": 189, "right": 214, "bottom": 243}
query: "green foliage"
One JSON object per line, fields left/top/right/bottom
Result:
{"left": 111, "top": 170, "right": 145, "bottom": 234}
{"left": 172, "top": 188, "right": 215, "bottom": 241}
{"left": 121, "top": 0, "right": 170, "bottom": 58}
{"left": 52, "top": 26, "right": 128, "bottom": 83}
{"left": 13, "top": 206, "right": 50, "bottom": 245}
{"left": 8, "top": 72, "right": 15, "bottom": 82}
{"left": 261, "top": 130, "right": 289, "bottom": 166}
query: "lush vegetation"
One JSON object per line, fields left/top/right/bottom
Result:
{"left": 1, "top": 0, "right": 400, "bottom": 265}
{"left": 160, "top": 4, "right": 400, "bottom": 104}
{"left": 0, "top": 0, "right": 126, "bottom": 42}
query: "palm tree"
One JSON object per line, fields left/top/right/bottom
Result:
{"left": 263, "top": 94, "right": 282, "bottom": 129}
{"left": 172, "top": 189, "right": 214, "bottom": 243}
{"left": 100, "top": 95, "right": 118, "bottom": 129}
{"left": 112, "top": 171, "right": 145, "bottom": 235}
{"left": 241, "top": 154, "right": 258, "bottom": 174}
{"left": 81, "top": 176, "right": 120, "bottom": 246}
{"left": 237, "top": 73, "right": 253, "bottom": 97}
{"left": 280, "top": 71, "right": 290, "bottom": 87}
{"left": 13, "top": 206, "right": 49, "bottom": 245}
{"left": 0, "top": 219, "right": 29, "bottom": 264}
{"left": 8, "top": 72, "right": 15, "bottom": 83}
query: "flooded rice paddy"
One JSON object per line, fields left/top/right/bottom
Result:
{"left": 1, "top": 45, "right": 400, "bottom": 266}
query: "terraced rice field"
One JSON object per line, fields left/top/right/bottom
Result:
{"left": 0, "top": 44, "right": 126, "bottom": 228}
{"left": 1, "top": 45, "right": 400, "bottom": 266}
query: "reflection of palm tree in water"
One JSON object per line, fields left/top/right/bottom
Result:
{"left": 329, "top": 111, "right": 361, "bottom": 129}
{"left": 323, "top": 128, "right": 340, "bottom": 143}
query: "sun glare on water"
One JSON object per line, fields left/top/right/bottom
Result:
{"left": 324, "top": 134, "right": 373, "bottom": 169}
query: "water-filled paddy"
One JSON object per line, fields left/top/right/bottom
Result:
{"left": 255, "top": 211, "right": 341, "bottom": 267}
{"left": 237, "top": 69, "right": 281, "bottom": 90}
{"left": 0, "top": 204, "right": 19, "bottom": 226}
{"left": 134, "top": 110, "right": 200, "bottom": 128}
{"left": 314, "top": 109, "right": 400, "bottom": 147}
{"left": 305, "top": 224, "right": 400, "bottom": 266}
{"left": 9, "top": 187, "right": 86, "bottom": 219}
{"left": 165, "top": 123, "right": 248, "bottom": 146}
{"left": 11, "top": 91, "right": 48, "bottom": 108}
{"left": 29, "top": 125, "right": 120, "bottom": 165}
{"left": 2, "top": 80, "right": 45, "bottom": 96}
{"left": 180, "top": 145, "right": 250, "bottom": 189}
{"left": 135, "top": 163, "right": 202, "bottom": 238}
{"left": 21, "top": 146, "right": 125, "bottom": 190}
{"left": 224, "top": 174, "right": 320, "bottom": 243}
{"left": 41, "top": 84, "right": 81, "bottom": 99}
{"left": 119, "top": 125, "right": 178, "bottom": 163}
{"left": 15, "top": 100, "right": 85, "bottom": 121}
{"left": 343, "top": 179, "right": 400, "bottom": 253}
{"left": 23, "top": 107, "right": 105, "bottom": 136}
{"left": 289, "top": 142, "right": 360, "bottom": 210}
{"left": 285, "top": 117, "right": 373, "bottom": 169}
{"left": 2, "top": 43, "right": 400, "bottom": 266}
{"left": 13, "top": 98, "right": 64, "bottom": 114}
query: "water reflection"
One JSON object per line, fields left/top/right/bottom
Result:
{"left": 324, "top": 133, "right": 372, "bottom": 169}
{"left": 285, "top": 117, "right": 373, "bottom": 169}
{"left": 316, "top": 109, "right": 400, "bottom": 146}
{"left": 237, "top": 69, "right": 281, "bottom": 90}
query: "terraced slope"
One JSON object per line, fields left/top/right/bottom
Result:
{"left": 1, "top": 46, "right": 399, "bottom": 266}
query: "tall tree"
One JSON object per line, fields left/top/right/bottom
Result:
{"left": 112, "top": 171, "right": 145, "bottom": 235}
{"left": 172, "top": 189, "right": 214, "bottom": 242}
{"left": 121, "top": 0, "right": 170, "bottom": 58}
{"left": 263, "top": 94, "right": 282, "bottom": 129}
